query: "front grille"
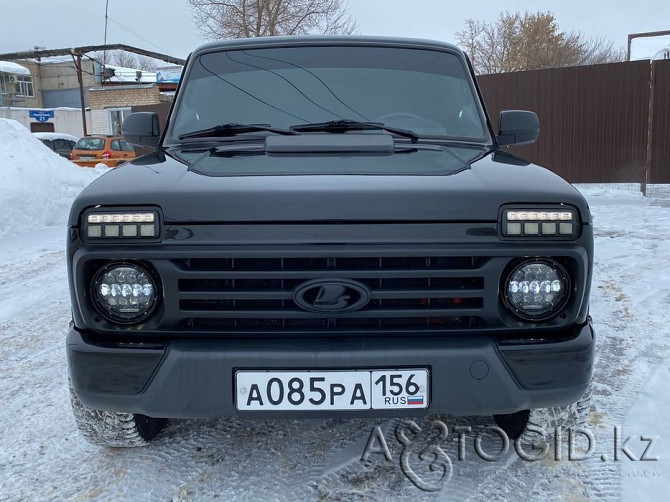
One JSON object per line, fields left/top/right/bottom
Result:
{"left": 172, "top": 255, "right": 490, "bottom": 333}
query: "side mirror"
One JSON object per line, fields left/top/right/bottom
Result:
{"left": 496, "top": 110, "right": 539, "bottom": 146}
{"left": 122, "top": 112, "right": 160, "bottom": 148}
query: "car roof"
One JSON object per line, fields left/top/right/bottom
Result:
{"left": 191, "top": 35, "right": 463, "bottom": 58}
{"left": 33, "top": 132, "right": 79, "bottom": 141}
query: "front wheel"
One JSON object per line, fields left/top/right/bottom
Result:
{"left": 69, "top": 381, "right": 167, "bottom": 447}
{"left": 494, "top": 383, "right": 592, "bottom": 444}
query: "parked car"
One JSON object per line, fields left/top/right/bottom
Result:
{"left": 33, "top": 132, "right": 79, "bottom": 159}
{"left": 66, "top": 36, "right": 594, "bottom": 447}
{"left": 69, "top": 135, "right": 136, "bottom": 167}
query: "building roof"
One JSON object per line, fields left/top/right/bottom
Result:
{"left": 89, "top": 83, "right": 156, "bottom": 91}
{"left": 106, "top": 64, "right": 157, "bottom": 83}
{"left": 0, "top": 61, "right": 30, "bottom": 75}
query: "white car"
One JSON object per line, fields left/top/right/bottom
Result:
{"left": 33, "top": 132, "right": 79, "bottom": 159}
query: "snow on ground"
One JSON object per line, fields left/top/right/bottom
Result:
{"left": 0, "top": 123, "right": 668, "bottom": 501}
{"left": 0, "top": 118, "right": 105, "bottom": 239}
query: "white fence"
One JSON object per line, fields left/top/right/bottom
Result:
{"left": 0, "top": 107, "right": 90, "bottom": 137}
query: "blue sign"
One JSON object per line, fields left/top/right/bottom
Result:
{"left": 29, "top": 110, "right": 54, "bottom": 123}
{"left": 156, "top": 66, "right": 182, "bottom": 84}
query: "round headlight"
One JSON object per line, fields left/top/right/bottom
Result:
{"left": 91, "top": 262, "right": 158, "bottom": 324}
{"left": 504, "top": 259, "right": 570, "bottom": 320}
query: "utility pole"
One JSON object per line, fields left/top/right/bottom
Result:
{"left": 642, "top": 60, "right": 656, "bottom": 197}
{"left": 73, "top": 54, "right": 88, "bottom": 137}
{"left": 103, "top": 0, "right": 109, "bottom": 87}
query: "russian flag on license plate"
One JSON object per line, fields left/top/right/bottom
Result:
{"left": 408, "top": 396, "right": 424, "bottom": 406}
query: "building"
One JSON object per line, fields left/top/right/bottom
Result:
{"left": 13, "top": 56, "right": 99, "bottom": 108}
{"left": 1, "top": 47, "right": 180, "bottom": 136}
{"left": 0, "top": 60, "right": 37, "bottom": 107}
{"left": 88, "top": 83, "right": 172, "bottom": 135}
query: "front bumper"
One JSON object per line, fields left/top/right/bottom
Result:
{"left": 67, "top": 320, "right": 594, "bottom": 419}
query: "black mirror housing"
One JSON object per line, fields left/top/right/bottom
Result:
{"left": 122, "top": 112, "right": 161, "bottom": 148}
{"left": 497, "top": 110, "right": 539, "bottom": 146}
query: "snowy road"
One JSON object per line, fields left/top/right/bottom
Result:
{"left": 0, "top": 187, "right": 668, "bottom": 501}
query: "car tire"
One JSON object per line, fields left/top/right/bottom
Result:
{"left": 69, "top": 381, "right": 167, "bottom": 447}
{"left": 493, "top": 383, "right": 592, "bottom": 444}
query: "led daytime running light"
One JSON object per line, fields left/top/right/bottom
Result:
{"left": 88, "top": 213, "right": 155, "bottom": 224}
{"left": 506, "top": 211, "right": 573, "bottom": 221}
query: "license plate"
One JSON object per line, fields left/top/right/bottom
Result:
{"left": 236, "top": 369, "right": 429, "bottom": 411}
{"left": 80, "top": 156, "right": 95, "bottom": 160}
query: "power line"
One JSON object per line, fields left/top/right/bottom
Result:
{"left": 106, "top": 16, "right": 170, "bottom": 55}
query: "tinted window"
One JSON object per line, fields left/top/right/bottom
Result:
{"left": 171, "top": 46, "right": 487, "bottom": 141}
{"left": 39, "top": 139, "right": 54, "bottom": 151}
{"left": 110, "top": 139, "right": 135, "bottom": 151}
{"left": 74, "top": 138, "right": 106, "bottom": 151}
{"left": 53, "top": 139, "right": 74, "bottom": 155}
{"left": 119, "top": 140, "right": 135, "bottom": 152}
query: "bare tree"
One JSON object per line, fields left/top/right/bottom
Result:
{"left": 92, "top": 51, "right": 160, "bottom": 72}
{"left": 188, "top": 0, "right": 357, "bottom": 40}
{"left": 575, "top": 36, "right": 626, "bottom": 65}
{"left": 136, "top": 55, "right": 159, "bottom": 71}
{"left": 457, "top": 11, "right": 624, "bottom": 74}
{"left": 110, "top": 50, "right": 138, "bottom": 68}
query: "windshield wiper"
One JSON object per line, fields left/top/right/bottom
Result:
{"left": 179, "top": 123, "right": 298, "bottom": 140}
{"left": 290, "top": 120, "right": 420, "bottom": 143}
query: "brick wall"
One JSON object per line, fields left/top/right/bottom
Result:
{"left": 88, "top": 85, "right": 161, "bottom": 110}
{"left": 90, "top": 109, "right": 108, "bottom": 135}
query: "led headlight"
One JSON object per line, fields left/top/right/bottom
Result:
{"left": 502, "top": 207, "right": 577, "bottom": 238}
{"left": 504, "top": 259, "right": 570, "bottom": 320}
{"left": 91, "top": 262, "right": 158, "bottom": 323}
{"left": 84, "top": 210, "right": 159, "bottom": 240}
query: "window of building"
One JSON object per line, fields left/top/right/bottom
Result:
{"left": 108, "top": 107, "right": 131, "bottom": 135}
{"left": 16, "top": 75, "right": 34, "bottom": 97}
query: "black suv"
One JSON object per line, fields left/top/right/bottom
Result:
{"left": 66, "top": 36, "right": 594, "bottom": 447}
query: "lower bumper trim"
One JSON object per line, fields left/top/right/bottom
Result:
{"left": 67, "top": 321, "right": 594, "bottom": 418}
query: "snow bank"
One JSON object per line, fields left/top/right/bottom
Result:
{"left": 0, "top": 118, "right": 105, "bottom": 239}
{"left": 622, "top": 360, "right": 670, "bottom": 500}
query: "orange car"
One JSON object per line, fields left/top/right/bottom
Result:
{"left": 70, "top": 135, "right": 136, "bottom": 168}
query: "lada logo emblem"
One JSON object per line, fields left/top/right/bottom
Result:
{"left": 293, "top": 278, "right": 371, "bottom": 313}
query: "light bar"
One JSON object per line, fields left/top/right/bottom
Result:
{"left": 88, "top": 213, "right": 155, "bottom": 224}
{"left": 506, "top": 211, "right": 573, "bottom": 221}
{"left": 502, "top": 208, "right": 577, "bottom": 238}
{"left": 84, "top": 210, "right": 159, "bottom": 240}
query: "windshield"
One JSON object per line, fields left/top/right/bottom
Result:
{"left": 74, "top": 138, "right": 106, "bottom": 151}
{"left": 169, "top": 45, "right": 489, "bottom": 143}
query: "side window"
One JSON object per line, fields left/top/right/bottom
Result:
{"left": 41, "top": 139, "right": 54, "bottom": 151}
{"left": 120, "top": 140, "right": 135, "bottom": 152}
{"left": 53, "top": 139, "right": 73, "bottom": 155}
{"left": 110, "top": 140, "right": 122, "bottom": 151}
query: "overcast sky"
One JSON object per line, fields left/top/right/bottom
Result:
{"left": 1, "top": 0, "right": 669, "bottom": 60}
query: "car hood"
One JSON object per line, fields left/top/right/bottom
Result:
{"left": 68, "top": 145, "right": 591, "bottom": 226}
